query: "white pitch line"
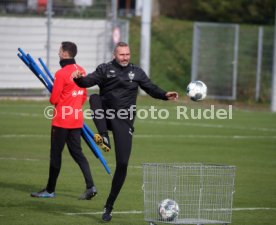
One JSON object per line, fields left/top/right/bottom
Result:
{"left": 0, "top": 157, "right": 40, "bottom": 161}
{"left": 63, "top": 208, "right": 276, "bottom": 216}
{"left": 0, "top": 157, "right": 144, "bottom": 169}
{"left": 64, "top": 210, "right": 143, "bottom": 216}
{"left": 203, "top": 207, "right": 276, "bottom": 212}
{"left": 0, "top": 134, "right": 48, "bottom": 138}
{"left": 0, "top": 112, "right": 42, "bottom": 117}
{"left": 232, "top": 207, "right": 276, "bottom": 211}
{"left": 138, "top": 120, "right": 276, "bottom": 132}
{"left": 108, "top": 164, "right": 142, "bottom": 169}
{"left": 1, "top": 134, "right": 276, "bottom": 139}
{"left": 1, "top": 110, "right": 276, "bottom": 132}
{"left": 134, "top": 134, "right": 276, "bottom": 139}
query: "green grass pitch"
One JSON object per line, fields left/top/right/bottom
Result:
{"left": 0, "top": 97, "right": 275, "bottom": 225}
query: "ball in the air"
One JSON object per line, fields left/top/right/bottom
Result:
{"left": 186, "top": 80, "right": 207, "bottom": 101}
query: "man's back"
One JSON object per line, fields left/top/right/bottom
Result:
{"left": 50, "top": 64, "right": 87, "bottom": 128}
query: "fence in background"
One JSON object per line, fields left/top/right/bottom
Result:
{"left": 0, "top": 0, "right": 129, "bottom": 95}
{"left": 192, "top": 22, "right": 274, "bottom": 102}
{"left": 192, "top": 23, "right": 239, "bottom": 100}
{"left": 0, "top": 0, "right": 108, "bottom": 18}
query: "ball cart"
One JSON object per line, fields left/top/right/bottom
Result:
{"left": 142, "top": 163, "right": 236, "bottom": 225}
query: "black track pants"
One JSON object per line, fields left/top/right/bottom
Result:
{"left": 89, "top": 94, "right": 108, "bottom": 133}
{"left": 89, "top": 94, "right": 134, "bottom": 208}
{"left": 105, "top": 117, "right": 134, "bottom": 207}
{"left": 46, "top": 126, "right": 94, "bottom": 193}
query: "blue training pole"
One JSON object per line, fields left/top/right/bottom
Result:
{"left": 27, "top": 54, "right": 53, "bottom": 92}
{"left": 38, "top": 58, "right": 54, "bottom": 83}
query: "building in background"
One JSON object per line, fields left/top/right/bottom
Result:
{"left": 118, "top": 0, "right": 159, "bottom": 17}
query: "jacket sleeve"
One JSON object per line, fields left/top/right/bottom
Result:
{"left": 77, "top": 67, "right": 87, "bottom": 105}
{"left": 74, "top": 64, "right": 106, "bottom": 88}
{"left": 139, "top": 70, "right": 168, "bottom": 100}
{"left": 73, "top": 73, "right": 97, "bottom": 88}
{"left": 50, "top": 72, "right": 63, "bottom": 105}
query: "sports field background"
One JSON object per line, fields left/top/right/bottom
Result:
{"left": 0, "top": 97, "right": 276, "bottom": 225}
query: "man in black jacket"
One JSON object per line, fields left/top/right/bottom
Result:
{"left": 72, "top": 42, "right": 178, "bottom": 222}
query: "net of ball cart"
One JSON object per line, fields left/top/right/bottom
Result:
{"left": 142, "top": 163, "right": 236, "bottom": 225}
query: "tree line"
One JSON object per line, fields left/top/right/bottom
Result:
{"left": 159, "top": 0, "right": 275, "bottom": 24}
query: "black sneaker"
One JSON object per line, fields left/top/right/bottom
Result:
{"left": 102, "top": 206, "right": 113, "bottom": 222}
{"left": 94, "top": 132, "right": 111, "bottom": 152}
{"left": 31, "top": 189, "right": 55, "bottom": 198}
{"left": 79, "top": 186, "right": 97, "bottom": 200}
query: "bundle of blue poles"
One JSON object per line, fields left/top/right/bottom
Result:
{"left": 17, "top": 48, "right": 111, "bottom": 175}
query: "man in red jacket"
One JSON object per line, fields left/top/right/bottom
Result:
{"left": 31, "top": 41, "right": 96, "bottom": 200}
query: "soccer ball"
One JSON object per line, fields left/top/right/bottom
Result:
{"left": 158, "top": 199, "right": 179, "bottom": 221}
{"left": 186, "top": 80, "right": 207, "bottom": 101}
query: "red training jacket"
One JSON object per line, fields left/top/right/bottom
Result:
{"left": 50, "top": 64, "right": 87, "bottom": 129}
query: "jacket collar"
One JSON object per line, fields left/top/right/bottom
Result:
{"left": 59, "top": 58, "right": 76, "bottom": 68}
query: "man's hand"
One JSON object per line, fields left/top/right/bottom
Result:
{"left": 71, "top": 70, "right": 84, "bottom": 79}
{"left": 166, "top": 92, "right": 178, "bottom": 101}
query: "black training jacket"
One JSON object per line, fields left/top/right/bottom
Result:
{"left": 74, "top": 59, "right": 167, "bottom": 110}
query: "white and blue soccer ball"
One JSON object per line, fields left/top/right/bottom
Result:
{"left": 186, "top": 80, "right": 207, "bottom": 101}
{"left": 158, "top": 199, "right": 179, "bottom": 221}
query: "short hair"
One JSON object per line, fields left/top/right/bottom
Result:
{"left": 113, "top": 41, "right": 129, "bottom": 53}
{"left": 61, "top": 41, "right": 77, "bottom": 58}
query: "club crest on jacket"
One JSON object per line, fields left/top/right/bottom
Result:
{"left": 128, "top": 71, "right": 135, "bottom": 82}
